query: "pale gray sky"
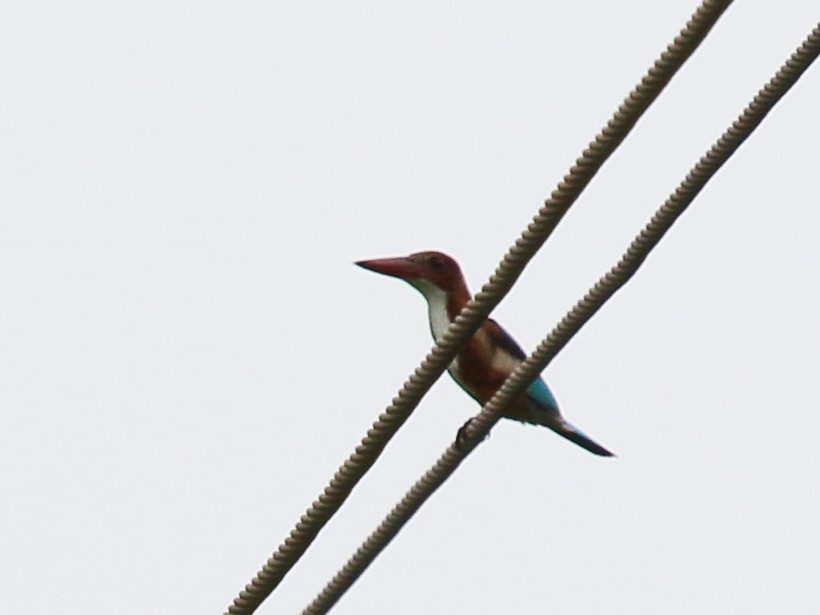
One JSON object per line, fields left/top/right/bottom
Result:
{"left": 2, "top": 2, "right": 819, "bottom": 614}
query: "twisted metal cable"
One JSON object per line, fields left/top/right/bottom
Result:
{"left": 224, "top": 2, "right": 732, "bottom": 613}
{"left": 301, "top": 21, "right": 820, "bottom": 615}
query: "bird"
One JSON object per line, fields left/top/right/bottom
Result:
{"left": 356, "top": 250, "right": 614, "bottom": 457}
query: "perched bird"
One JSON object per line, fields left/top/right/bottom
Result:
{"left": 356, "top": 250, "right": 614, "bottom": 457}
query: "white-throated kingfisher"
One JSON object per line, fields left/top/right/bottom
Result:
{"left": 356, "top": 251, "right": 614, "bottom": 457}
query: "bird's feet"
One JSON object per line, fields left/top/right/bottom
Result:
{"left": 455, "top": 417, "right": 491, "bottom": 451}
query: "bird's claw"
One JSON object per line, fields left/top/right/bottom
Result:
{"left": 455, "top": 417, "right": 490, "bottom": 451}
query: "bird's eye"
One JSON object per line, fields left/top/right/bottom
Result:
{"left": 428, "top": 256, "right": 444, "bottom": 271}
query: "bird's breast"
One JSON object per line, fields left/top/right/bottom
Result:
{"left": 447, "top": 332, "right": 514, "bottom": 404}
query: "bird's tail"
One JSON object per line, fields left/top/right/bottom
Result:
{"left": 554, "top": 420, "right": 615, "bottom": 457}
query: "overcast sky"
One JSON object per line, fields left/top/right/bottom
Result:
{"left": 2, "top": 2, "right": 819, "bottom": 614}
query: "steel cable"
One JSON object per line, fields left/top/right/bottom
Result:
{"left": 301, "top": 21, "right": 820, "bottom": 615}
{"left": 224, "top": 1, "right": 733, "bottom": 613}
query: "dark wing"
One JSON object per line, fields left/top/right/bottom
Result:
{"left": 485, "top": 319, "right": 559, "bottom": 411}
{"left": 484, "top": 318, "right": 527, "bottom": 361}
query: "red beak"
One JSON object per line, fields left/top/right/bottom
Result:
{"left": 355, "top": 256, "right": 423, "bottom": 280}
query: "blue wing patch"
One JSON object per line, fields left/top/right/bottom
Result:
{"left": 527, "top": 376, "right": 559, "bottom": 411}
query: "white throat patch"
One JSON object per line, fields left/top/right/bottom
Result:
{"left": 409, "top": 279, "right": 451, "bottom": 342}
